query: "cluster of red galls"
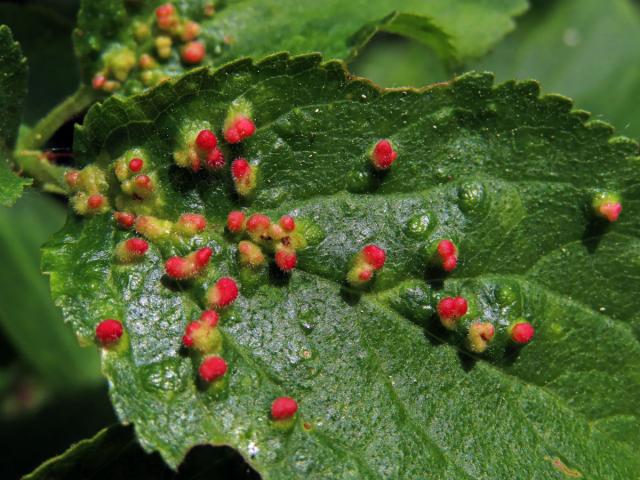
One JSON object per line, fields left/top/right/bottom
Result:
{"left": 188, "top": 118, "right": 255, "bottom": 172}
{"left": 437, "top": 295, "right": 535, "bottom": 347}
{"left": 94, "top": 291, "right": 298, "bottom": 422}
{"left": 227, "top": 211, "right": 299, "bottom": 272}
{"left": 155, "top": 3, "right": 207, "bottom": 65}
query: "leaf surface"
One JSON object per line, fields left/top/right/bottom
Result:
{"left": 74, "top": 0, "right": 526, "bottom": 95}
{"left": 0, "top": 25, "right": 31, "bottom": 205}
{"left": 44, "top": 54, "right": 640, "bottom": 478}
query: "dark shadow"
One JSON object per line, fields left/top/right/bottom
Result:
{"left": 421, "top": 316, "right": 448, "bottom": 347}
{"left": 421, "top": 316, "right": 480, "bottom": 372}
{"left": 424, "top": 266, "right": 445, "bottom": 290}
{"left": 161, "top": 275, "right": 192, "bottom": 292}
{"left": 456, "top": 350, "right": 477, "bottom": 372}
{"left": 582, "top": 218, "right": 608, "bottom": 254}
{"left": 179, "top": 444, "right": 260, "bottom": 479}
{"left": 267, "top": 262, "right": 291, "bottom": 287}
{"left": 503, "top": 344, "right": 523, "bottom": 365}
{"left": 2, "top": 383, "right": 117, "bottom": 479}
{"left": 339, "top": 284, "right": 362, "bottom": 306}
{"left": 368, "top": 166, "right": 390, "bottom": 191}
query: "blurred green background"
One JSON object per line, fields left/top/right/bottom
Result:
{"left": 1, "top": 0, "right": 639, "bottom": 477}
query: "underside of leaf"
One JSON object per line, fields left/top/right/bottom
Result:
{"left": 44, "top": 54, "right": 640, "bottom": 479}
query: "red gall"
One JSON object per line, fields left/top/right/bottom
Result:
{"left": 271, "top": 396, "right": 298, "bottom": 420}
{"left": 164, "top": 247, "right": 213, "bottom": 279}
{"left": 181, "top": 20, "right": 201, "bottom": 42}
{"left": 194, "top": 247, "right": 213, "bottom": 268}
{"left": 509, "top": 321, "right": 535, "bottom": 344}
{"left": 437, "top": 296, "right": 467, "bottom": 330}
{"left": 275, "top": 248, "right": 297, "bottom": 272}
{"left": 115, "top": 238, "right": 149, "bottom": 263}
{"left": 224, "top": 116, "right": 256, "bottom": 144}
{"left": 176, "top": 213, "right": 207, "bottom": 235}
{"left": 64, "top": 171, "right": 80, "bottom": 190}
{"left": 181, "top": 41, "right": 206, "bottom": 65}
{"left": 199, "top": 355, "right": 228, "bottom": 382}
{"left": 155, "top": 3, "right": 178, "bottom": 30}
{"left": 231, "top": 157, "right": 251, "bottom": 180}
{"left": 598, "top": 202, "right": 622, "bottom": 222}
{"left": 87, "top": 194, "right": 105, "bottom": 210}
{"left": 231, "top": 158, "right": 257, "bottom": 196}
{"left": 114, "top": 211, "right": 136, "bottom": 229}
{"left": 206, "top": 148, "right": 225, "bottom": 170}
{"left": 592, "top": 192, "right": 622, "bottom": 223}
{"left": 362, "top": 244, "right": 386, "bottom": 270}
{"left": 436, "top": 239, "right": 458, "bottom": 272}
{"left": 183, "top": 310, "right": 221, "bottom": 352}
{"left": 246, "top": 213, "right": 270, "bottom": 234}
{"left": 279, "top": 215, "right": 295, "bottom": 232}
{"left": 238, "top": 241, "right": 265, "bottom": 268}
{"left": 468, "top": 322, "right": 495, "bottom": 353}
{"left": 134, "top": 174, "right": 153, "bottom": 191}
{"left": 195, "top": 129, "right": 217, "bottom": 151}
{"left": 96, "top": 319, "right": 123, "bottom": 346}
{"left": 227, "top": 211, "right": 246, "bottom": 233}
{"left": 207, "top": 277, "right": 239, "bottom": 308}
{"left": 128, "top": 157, "right": 144, "bottom": 172}
{"left": 92, "top": 74, "right": 106, "bottom": 90}
{"left": 370, "top": 139, "right": 398, "bottom": 170}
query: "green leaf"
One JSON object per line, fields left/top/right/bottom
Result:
{"left": 44, "top": 55, "right": 640, "bottom": 477}
{"left": 475, "top": 0, "right": 640, "bottom": 139}
{"left": 0, "top": 4, "right": 80, "bottom": 125}
{"left": 24, "top": 424, "right": 257, "bottom": 479}
{"left": 0, "top": 191, "right": 101, "bottom": 390}
{"left": 0, "top": 25, "right": 31, "bottom": 206}
{"left": 350, "top": 34, "right": 448, "bottom": 88}
{"left": 74, "top": 0, "right": 526, "bottom": 96}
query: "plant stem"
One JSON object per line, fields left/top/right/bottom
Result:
{"left": 14, "top": 150, "right": 69, "bottom": 195}
{"left": 21, "top": 85, "right": 97, "bottom": 150}
{"left": 15, "top": 86, "right": 98, "bottom": 194}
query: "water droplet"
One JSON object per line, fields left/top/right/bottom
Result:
{"left": 387, "top": 282, "right": 434, "bottom": 323}
{"left": 458, "top": 181, "right": 486, "bottom": 213}
{"left": 247, "top": 441, "right": 260, "bottom": 458}
{"left": 495, "top": 284, "right": 518, "bottom": 307}
{"left": 298, "top": 310, "right": 317, "bottom": 334}
{"left": 346, "top": 169, "right": 371, "bottom": 193}
{"left": 299, "top": 221, "right": 325, "bottom": 246}
{"left": 259, "top": 187, "right": 288, "bottom": 207}
{"left": 141, "top": 359, "right": 188, "bottom": 394}
{"left": 406, "top": 213, "right": 435, "bottom": 238}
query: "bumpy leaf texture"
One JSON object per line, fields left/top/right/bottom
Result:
{"left": 0, "top": 25, "right": 31, "bottom": 205}
{"left": 74, "top": 0, "right": 526, "bottom": 96}
{"left": 44, "top": 55, "right": 640, "bottom": 478}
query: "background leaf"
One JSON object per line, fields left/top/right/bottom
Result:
{"left": 475, "top": 0, "right": 640, "bottom": 140}
{"left": 44, "top": 55, "right": 640, "bottom": 478}
{"left": 0, "top": 25, "right": 31, "bottom": 205}
{"left": 0, "top": 190, "right": 101, "bottom": 390}
{"left": 0, "top": 3, "right": 81, "bottom": 125}
{"left": 74, "top": 0, "right": 526, "bottom": 96}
